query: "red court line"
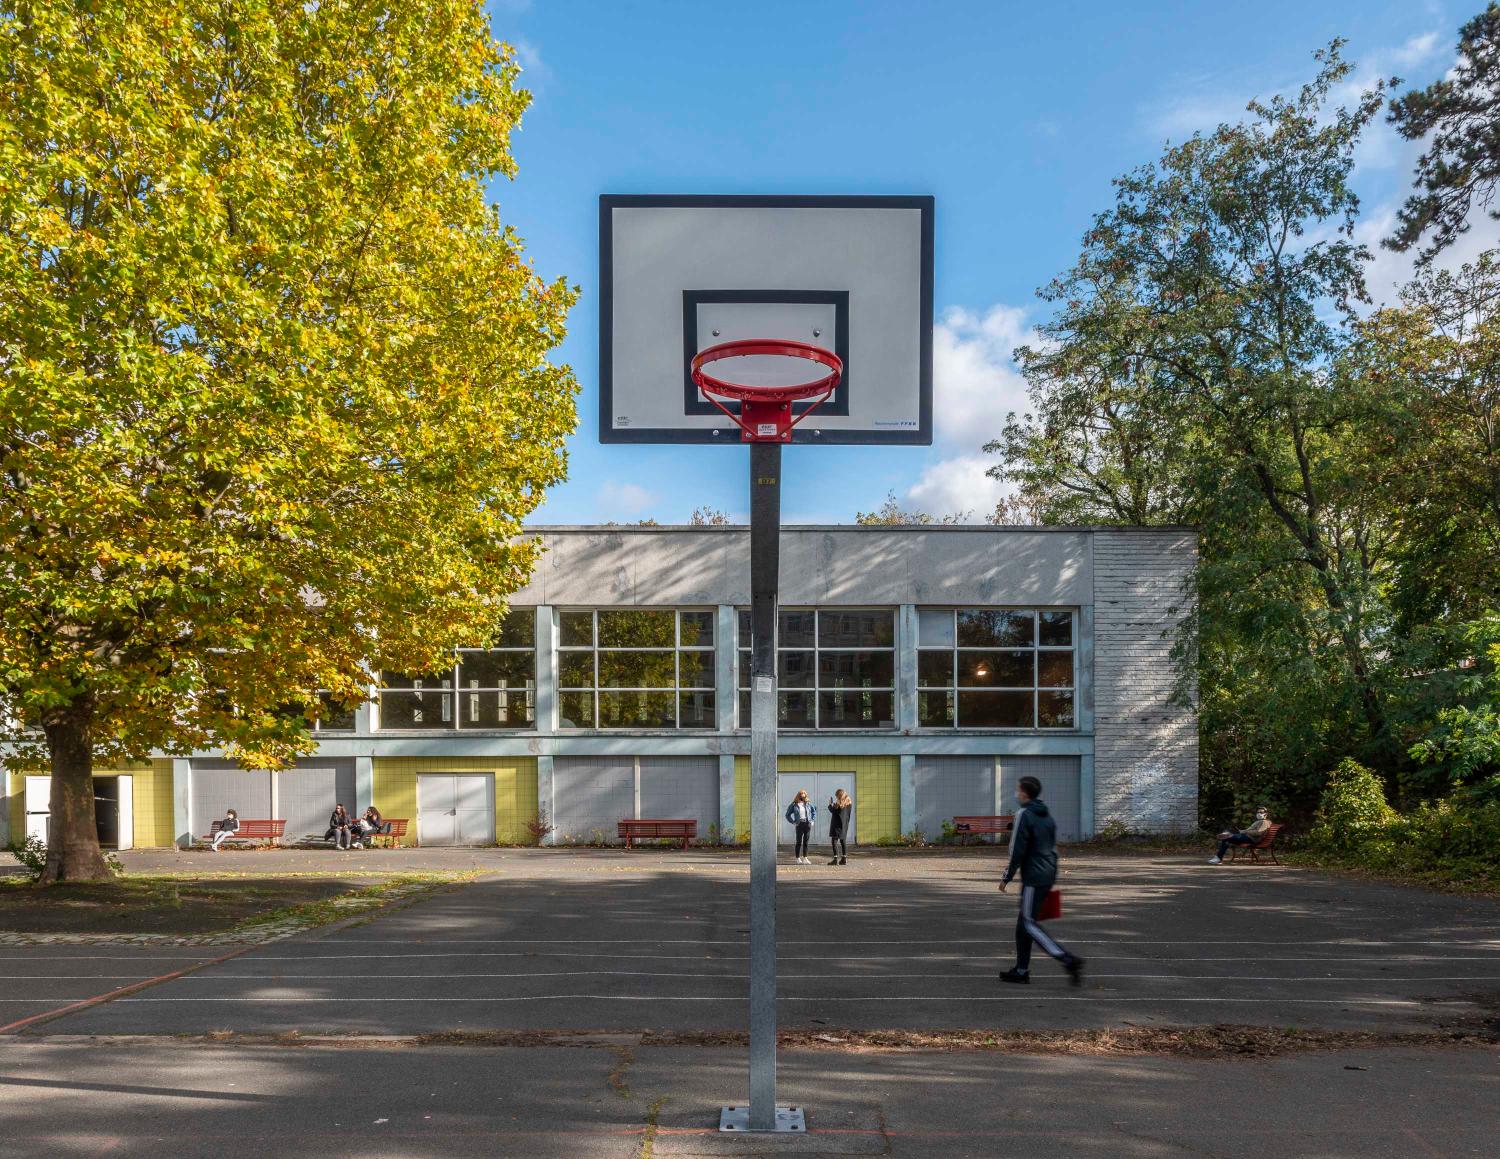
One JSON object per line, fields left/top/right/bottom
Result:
{"left": 0, "top": 944, "right": 261, "bottom": 1036}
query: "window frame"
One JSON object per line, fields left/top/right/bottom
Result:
{"left": 556, "top": 609, "right": 717, "bottom": 731}
{"left": 915, "top": 607, "right": 1078, "bottom": 731}
{"left": 737, "top": 607, "right": 898, "bottom": 731}
{"left": 377, "top": 610, "right": 538, "bottom": 732}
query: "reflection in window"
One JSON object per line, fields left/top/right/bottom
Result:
{"left": 917, "top": 608, "right": 1076, "bottom": 729}
{"left": 737, "top": 608, "right": 896, "bottom": 729}
{"left": 558, "top": 609, "right": 715, "bottom": 729}
{"left": 378, "top": 610, "right": 536, "bottom": 730}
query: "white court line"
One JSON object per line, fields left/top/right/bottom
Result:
{"left": 209, "top": 951, "right": 1500, "bottom": 963}
{"left": 113, "top": 995, "right": 1441, "bottom": 1006}
{"left": 184, "top": 971, "right": 1498, "bottom": 982}
{"left": 319, "top": 937, "right": 1500, "bottom": 946}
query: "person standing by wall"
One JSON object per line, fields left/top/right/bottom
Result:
{"left": 998, "top": 776, "right": 1084, "bottom": 986}
{"left": 826, "top": 788, "right": 852, "bottom": 865}
{"left": 785, "top": 789, "right": 815, "bottom": 865}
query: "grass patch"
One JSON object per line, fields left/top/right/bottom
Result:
{"left": 0, "top": 871, "right": 474, "bottom": 936}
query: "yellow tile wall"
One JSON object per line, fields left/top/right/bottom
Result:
{"left": 371, "top": 757, "right": 538, "bottom": 845}
{"left": 4, "top": 759, "right": 175, "bottom": 848}
{"left": 733, "top": 754, "right": 901, "bottom": 844}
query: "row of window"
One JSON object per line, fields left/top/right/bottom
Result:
{"left": 320, "top": 606, "right": 1078, "bottom": 733}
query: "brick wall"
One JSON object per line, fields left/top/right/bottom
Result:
{"left": 1092, "top": 529, "right": 1199, "bottom": 832}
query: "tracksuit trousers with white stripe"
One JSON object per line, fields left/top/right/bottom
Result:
{"left": 1016, "top": 883, "right": 1072, "bottom": 971}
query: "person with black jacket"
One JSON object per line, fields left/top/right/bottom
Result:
{"left": 326, "top": 803, "right": 354, "bottom": 850}
{"left": 826, "top": 788, "right": 852, "bottom": 865}
{"left": 998, "top": 776, "right": 1084, "bottom": 986}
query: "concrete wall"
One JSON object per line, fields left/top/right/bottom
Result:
{"left": 515, "top": 526, "right": 1093, "bottom": 608}
{"left": 1091, "top": 528, "right": 1199, "bottom": 832}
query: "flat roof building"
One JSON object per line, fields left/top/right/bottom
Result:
{"left": 3, "top": 525, "right": 1198, "bottom": 849}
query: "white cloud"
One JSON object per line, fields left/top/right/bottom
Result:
{"left": 905, "top": 454, "right": 1011, "bottom": 520}
{"left": 595, "top": 480, "right": 658, "bottom": 519}
{"left": 931, "top": 304, "right": 1033, "bottom": 443}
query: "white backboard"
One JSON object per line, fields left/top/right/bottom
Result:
{"left": 599, "top": 195, "right": 933, "bottom": 445}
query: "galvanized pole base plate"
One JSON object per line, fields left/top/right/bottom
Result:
{"left": 719, "top": 1105, "right": 806, "bottom": 1133}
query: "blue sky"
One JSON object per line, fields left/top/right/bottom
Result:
{"left": 490, "top": 0, "right": 1477, "bottom": 525}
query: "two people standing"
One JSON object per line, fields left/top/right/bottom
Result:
{"left": 784, "top": 787, "right": 853, "bottom": 865}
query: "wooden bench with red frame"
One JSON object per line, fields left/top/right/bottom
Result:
{"left": 367, "top": 818, "right": 409, "bottom": 849}
{"left": 952, "top": 815, "right": 1014, "bottom": 845}
{"left": 202, "top": 819, "right": 286, "bottom": 848}
{"left": 1229, "top": 823, "right": 1285, "bottom": 865}
{"left": 617, "top": 819, "right": 697, "bottom": 849}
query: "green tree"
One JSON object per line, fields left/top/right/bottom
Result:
{"left": 855, "top": 493, "right": 969, "bottom": 525}
{"left": 0, "top": 0, "right": 577, "bottom": 880}
{"left": 1387, "top": 4, "right": 1500, "bottom": 263}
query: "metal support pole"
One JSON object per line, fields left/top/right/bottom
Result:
{"left": 747, "top": 440, "right": 781, "bottom": 1131}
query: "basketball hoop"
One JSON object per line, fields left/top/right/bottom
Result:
{"left": 690, "top": 339, "right": 843, "bottom": 443}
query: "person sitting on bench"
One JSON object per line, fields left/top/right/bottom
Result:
{"left": 326, "top": 803, "right": 354, "bottom": 850}
{"left": 210, "top": 809, "right": 240, "bottom": 851}
{"left": 1209, "top": 806, "right": 1272, "bottom": 864}
{"left": 354, "top": 805, "right": 388, "bottom": 846}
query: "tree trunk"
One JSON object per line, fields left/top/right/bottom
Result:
{"left": 40, "top": 711, "right": 112, "bottom": 884}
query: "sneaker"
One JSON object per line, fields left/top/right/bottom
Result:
{"left": 839, "top": 857, "right": 847, "bottom": 865}
{"left": 828, "top": 858, "right": 840, "bottom": 865}
{"left": 1207, "top": 856, "right": 1222, "bottom": 865}
{"left": 998, "top": 968, "right": 1030, "bottom": 985}
{"left": 1064, "top": 956, "right": 1086, "bottom": 988}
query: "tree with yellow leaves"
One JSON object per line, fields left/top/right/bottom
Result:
{"left": 0, "top": 0, "right": 577, "bottom": 880}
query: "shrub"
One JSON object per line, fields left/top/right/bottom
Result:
{"left": 8, "top": 835, "right": 48, "bottom": 880}
{"left": 1309, "top": 759, "right": 1397, "bottom": 852}
{"left": 524, "top": 811, "right": 554, "bottom": 847}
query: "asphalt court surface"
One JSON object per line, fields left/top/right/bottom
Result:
{"left": 6, "top": 851, "right": 1500, "bottom": 1037}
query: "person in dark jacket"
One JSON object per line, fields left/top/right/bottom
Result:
{"left": 998, "top": 776, "right": 1084, "bottom": 986}
{"left": 326, "top": 804, "right": 354, "bottom": 850}
{"left": 826, "top": 788, "right": 852, "bottom": 865}
{"left": 785, "top": 790, "right": 815, "bottom": 864}
{"left": 210, "top": 809, "right": 240, "bottom": 851}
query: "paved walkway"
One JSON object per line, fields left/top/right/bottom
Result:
{"left": 0, "top": 1037, "right": 1494, "bottom": 1157}
{"left": 6, "top": 851, "right": 1497, "bottom": 1037}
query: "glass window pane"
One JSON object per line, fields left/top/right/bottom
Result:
{"left": 918, "top": 690, "right": 954, "bottom": 727}
{"left": 1038, "top": 650, "right": 1074, "bottom": 688}
{"left": 1039, "top": 610, "right": 1073, "bottom": 647}
{"left": 679, "top": 611, "right": 714, "bottom": 647}
{"left": 738, "top": 648, "right": 751, "bottom": 690}
{"left": 818, "top": 690, "right": 895, "bottom": 729}
{"left": 559, "top": 690, "right": 594, "bottom": 728}
{"left": 818, "top": 610, "right": 894, "bottom": 648}
{"left": 917, "top": 650, "right": 954, "bottom": 687}
{"left": 1038, "top": 690, "right": 1075, "bottom": 728}
{"left": 458, "top": 650, "right": 535, "bottom": 688}
{"left": 738, "top": 608, "right": 751, "bottom": 643}
{"left": 317, "top": 693, "right": 356, "bottom": 731}
{"left": 739, "top": 690, "right": 751, "bottom": 727}
{"left": 918, "top": 608, "right": 955, "bottom": 648}
{"left": 493, "top": 608, "right": 535, "bottom": 649}
{"left": 559, "top": 611, "right": 594, "bottom": 647}
{"left": 678, "top": 691, "right": 716, "bottom": 729}
{"left": 818, "top": 650, "right": 895, "bottom": 688}
{"left": 679, "top": 649, "right": 715, "bottom": 689}
{"left": 957, "top": 690, "right": 1033, "bottom": 727}
{"left": 779, "top": 609, "right": 816, "bottom": 648}
{"left": 958, "top": 650, "right": 1033, "bottom": 687}
{"left": 379, "top": 690, "right": 453, "bottom": 729}
{"left": 778, "top": 650, "right": 816, "bottom": 688}
{"left": 598, "top": 650, "right": 676, "bottom": 689}
{"left": 779, "top": 690, "right": 816, "bottom": 728}
{"left": 598, "top": 690, "right": 676, "bottom": 728}
{"left": 460, "top": 686, "right": 536, "bottom": 728}
{"left": 957, "top": 610, "right": 1034, "bottom": 648}
{"left": 380, "top": 669, "right": 454, "bottom": 690}
{"left": 558, "top": 651, "right": 594, "bottom": 688}
{"left": 598, "top": 609, "right": 674, "bottom": 648}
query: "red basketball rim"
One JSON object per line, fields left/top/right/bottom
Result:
{"left": 690, "top": 339, "right": 842, "bottom": 401}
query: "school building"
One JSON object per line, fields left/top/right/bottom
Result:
{"left": 1, "top": 525, "right": 1199, "bottom": 850}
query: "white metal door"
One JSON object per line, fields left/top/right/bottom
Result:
{"left": 416, "top": 775, "right": 457, "bottom": 847}
{"left": 24, "top": 776, "right": 49, "bottom": 843}
{"left": 115, "top": 775, "right": 134, "bottom": 851}
{"left": 417, "top": 774, "right": 494, "bottom": 847}
{"left": 778, "top": 772, "right": 856, "bottom": 846}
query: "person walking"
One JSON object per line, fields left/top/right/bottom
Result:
{"left": 998, "top": 775, "right": 1084, "bottom": 986}
{"left": 210, "top": 808, "right": 240, "bottom": 851}
{"left": 785, "top": 790, "right": 815, "bottom": 864}
{"left": 826, "top": 788, "right": 852, "bottom": 865}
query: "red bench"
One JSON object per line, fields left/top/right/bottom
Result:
{"left": 202, "top": 819, "right": 286, "bottom": 848}
{"left": 952, "top": 815, "right": 1014, "bottom": 845}
{"left": 1229, "top": 823, "right": 1285, "bottom": 865}
{"left": 618, "top": 819, "right": 696, "bottom": 849}
{"left": 367, "top": 819, "right": 409, "bottom": 849}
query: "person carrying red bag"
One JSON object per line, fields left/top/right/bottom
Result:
{"left": 998, "top": 775, "right": 1085, "bottom": 987}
